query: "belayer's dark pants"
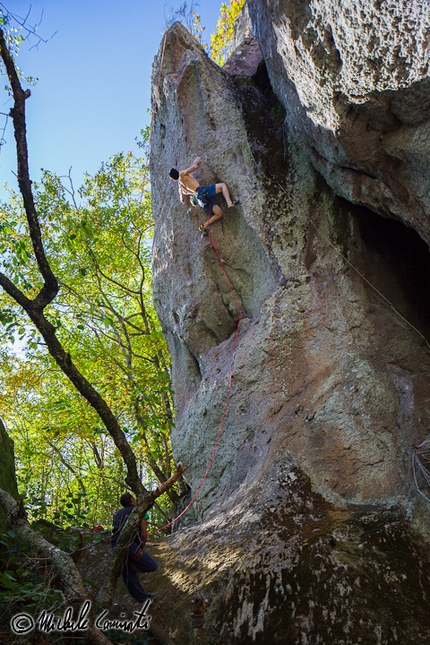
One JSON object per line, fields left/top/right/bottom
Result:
{"left": 122, "top": 545, "right": 158, "bottom": 603}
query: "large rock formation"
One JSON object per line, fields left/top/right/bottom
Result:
{"left": 149, "top": 4, "right": 430, "bottom": 643}
{"left": 248, "top": 0, "right": 430, "bottom": 244}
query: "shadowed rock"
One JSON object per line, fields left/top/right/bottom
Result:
{"left": 0, "top": 419, "right": 19, "bottom": 535}
{"left": 247, "top": 0, "right": 430, "bottom": 244}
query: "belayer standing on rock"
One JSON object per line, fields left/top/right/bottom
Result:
{"left": 111, "top": 492, "right": 158, "bottom": 605}
{"left": 169, "top": 156, "right": 239, "bottom": 236}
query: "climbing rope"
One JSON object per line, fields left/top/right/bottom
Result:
{"left": 311, "top": 218, "right": 430, "bottom": 350}
{"left": 207, "top": 227, "right": 243, "bottom": 314}
{"left": 273, "top": 179, "right": 430, "bottom": 351}
{"left": 151, "top": 211, "right": 245, "bottom": 533}
{"left": 154, "top": 313, "right": 243, "bottom": 533}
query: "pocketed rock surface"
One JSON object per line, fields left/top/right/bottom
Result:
{"left": 148, "top": 7, "right": 430, "bottom": 643}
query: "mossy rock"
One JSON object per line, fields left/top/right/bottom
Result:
{"left": 0, "top": 419, "right": 19, "bottom": 536}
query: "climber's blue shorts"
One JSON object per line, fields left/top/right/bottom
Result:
{"left": 196, "top": 184, "right": 217, "bottom": 213}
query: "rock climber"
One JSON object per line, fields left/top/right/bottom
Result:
{"left": 169, "top": 156, "right": 239, "bottom": 235}
{"left": 111, "top": 492, "right": 158, "bottom": 604}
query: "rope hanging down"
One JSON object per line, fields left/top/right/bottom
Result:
{"left": 207, "top": 227, "right": 243, "bottom": 315}
{"left": 153, "top": 225, "right": 244, "bottom": 533}
{"left": 273, "top": 179, "right": 430, "bottom": 350}
{"left": 150, "top": 33, "right": 244, "bottom": 530}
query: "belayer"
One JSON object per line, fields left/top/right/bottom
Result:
{"left": 111, "top": 492, "right": 158, "bottom": 604}
{"left": 169, "top": 156, "right": 239, "bottom": 235}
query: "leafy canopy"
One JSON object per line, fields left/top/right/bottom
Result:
{"left": 210, "top": 0, "right": 246, "bottom": 66}
{"left": 0, "top": 139, "right": 176, "bottom": 528}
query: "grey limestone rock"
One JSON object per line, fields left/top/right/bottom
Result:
{"left": 247, "top": 0, "right": 430, "bottom": 244}
{"left": 149, "top": 9, "right": 430, "bottom": 643}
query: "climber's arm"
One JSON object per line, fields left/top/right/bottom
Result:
{"left": 179, "top": 190, "right": 191, "bottom": 205}
{"left": 181, "top": 156, "right": 201, "bottom": 177}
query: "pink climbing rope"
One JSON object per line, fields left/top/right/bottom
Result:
{"left": 153, "top": 222, "right": 244, "bottom": 533}
{"left": 207, "top": 227, "right": 242, "bottom": 314}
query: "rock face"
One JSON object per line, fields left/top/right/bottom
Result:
{"left": 0, "top": 419, "right": 19, "bottom": 535}
{"left": 150, "top": 6, "right": 430, "bottom": 644}
{"left": 247, "top": 0, "right": 430, "bottom": 244}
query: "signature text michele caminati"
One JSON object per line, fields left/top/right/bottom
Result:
{"left": 10, "top": 599, "right": 152, "bottom": 635}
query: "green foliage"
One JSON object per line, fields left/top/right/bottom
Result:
{"left": 165, "top": 0, "right": 246, "bottom": 63}
{"left": 210, "top": 0, "right": 246, "bottom": 66}
{"left": 0, "top": 9, "right": 39, "bottom": 86}
{"left": 0, "top": 10, "right": 24, "bottom": 61}
{"left": 0, "top": 14, "right": 178, "bottom": 635}
{"left": 0, "top": 531, "right": 62, "bottom": 620}
{"left": 0, "top": 141, "right": 176, "bottom": 529}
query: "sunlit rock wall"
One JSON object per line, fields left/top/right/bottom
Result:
{"left": 149, "top": 8, "right": 430, "bottom": 643}
{"left": 151, "top": 22, "right": 430, "bottom": 517}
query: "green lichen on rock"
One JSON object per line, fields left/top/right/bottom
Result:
{"left": 141, "top": 465, "right": 430, "bottom": 644}
{"left": 0, "top": 418, "right": 19, "bottom": 535}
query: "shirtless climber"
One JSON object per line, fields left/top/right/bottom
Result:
{"left": 169, "top": 157, "right": 239, "bottom": 236}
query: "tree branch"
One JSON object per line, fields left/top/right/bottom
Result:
{"left": 31, "top": 302, "right": 144, "bottom": 493}
{"left": 0, "top": 487, "right": 112, "bottom": 645}
{"left": 97, "top": 462, "right": 187, "bottom": 608}
{"left": 46, "top": 441, "right": 87, "bottom": 493}
{"left": 0, "top": 242, "right": 143, "bottom": 494}
{"left": 150, "top": 462, "right": 187, "bottom": 502}
{"left": 0, "top": 26, "right": 58, "bottom": 306}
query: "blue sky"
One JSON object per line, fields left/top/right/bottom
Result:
{"left": 0, "top": 0, "right": 223, "bottom": 199}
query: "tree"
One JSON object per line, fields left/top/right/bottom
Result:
{"left": 165, "top": 1, "right": 205, "bottom": 43}
{"left": 0, "top": 151, "right": 180, "bottom": 529}
{"left": 210, "top": 0, "right": 246, "bottom": 66}
{"left": 0, "top": 17, "right": 185, "bottom": 641}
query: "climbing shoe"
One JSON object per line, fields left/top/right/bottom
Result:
{"left": 199, "top": 224, "right": 208, "bottom": 236}
{"left": 228, "top": 199, "right": 240, "bottom": 208}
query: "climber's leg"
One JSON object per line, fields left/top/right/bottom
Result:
{"left": 206, "top": 203, "right": 224, "bottom": 226}
{"left": 200, "top": 204, "right": 224, "bottom": 232}
{"left": 215, "top": 183, "right": 239, "bottom": 208}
